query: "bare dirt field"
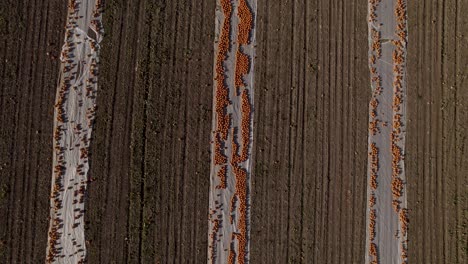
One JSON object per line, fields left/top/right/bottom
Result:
{"left": 84, "top": 0, "right": 215, "bottom": 263}
{"left": 0, "top": 1, "right": 67, "bottom": 262}
{"left": 406, "top": 1, "right": 467, "bottom": 263}
{"left": 0, "top": 0, "right": 466, "bottom": 263}
{"left": 250, "top": 1, "right": 370, "bottom": 263}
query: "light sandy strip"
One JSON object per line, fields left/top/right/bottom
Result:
{"left": 46, "top": 1, "right": 103, "bottom": 263}
{"left": 365, "top": 0, "right": 408, "bottom": 263}
{"left": 208, "top": 0, "right": 256, "bottom": 263}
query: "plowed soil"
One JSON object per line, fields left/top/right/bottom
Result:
{"left": 251, "top": 1, "right": 370, "bottom": 263}
{"left": 0, "top": 0, "right": 466, "bottom": 263}
{"left": 0, "top": 1, "right": 67, "bottom": 262}
{"left": 84, "top": 0, "right": 215, "bottom": 263}
{"left": 406, "top": 1, "right": 467, "bottom": 263}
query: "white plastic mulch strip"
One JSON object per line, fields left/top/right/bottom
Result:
{"left": 46, "top": 1, "right": 103, "bottom": 263}
{"left": 208, "top": 0, "right": 257, "bottom": 263}
{"left": 365, "top": 0, "right": 408, "bottom": 263}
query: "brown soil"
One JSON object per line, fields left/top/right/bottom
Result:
{"left": 0, "top": 0, "right": 466, "bottom": 263}
{"left": 250, "top": 0, "right": 370, "bottom": 263}
{"left": 0, "top": 0, "right": 67, "bottom": 262}
{"left": 84, "top": 0, "right": 215, "bottom": 263}
{"left": 406, "top": 1, "right": 467, "bottom": 263}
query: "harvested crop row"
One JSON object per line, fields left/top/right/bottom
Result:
{"left": 391, "top": 1, "right": 409, "bottom": 261}
{"left": 365, "top": 0, "right": 408, "bottom": 263}
{"left": 46, "top": 1, "right": 103, "bottom": 263}
{"left": 208, "top": 0, "right": 256, "bottom": 263}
